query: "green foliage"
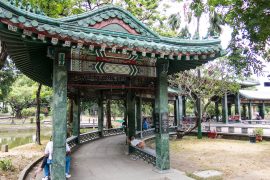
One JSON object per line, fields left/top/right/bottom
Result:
{"left": 208, "top": 0, "right": 270, "bottom": 74}
{"left": 170, "top": 57, "right": 241, "bottom": 115}
{"left": 0, "top": 159, "right": 14, "bottom": 171}
{"left": 253, "top": 127, "right": 264, "bottom": 136}
{"left": 21, "top": 107, "right": 36, "bottom": 117}
{"left": 0, "top": 60, "right": 17, "bottom": 103}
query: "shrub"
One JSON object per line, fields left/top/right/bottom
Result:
{"left": 21, "top": 107, "right": 36, "bottom": 117}
{"left": 30, "top": 117, "right": 34, "bottom": 124}
{"left": 253, "top": 127, "right": 264, "bottom": 136}
{"left": 0, "top": 159, "right": 14, "bottom": 171}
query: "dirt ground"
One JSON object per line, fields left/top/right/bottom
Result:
{"left": 0, "top": 141, "right": 47, "bottom": 180}
{"left": 169, "top": 136, "right": 270, "bottom": 180}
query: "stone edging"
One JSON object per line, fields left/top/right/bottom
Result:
{"left": 18, "top": 156, "right": 44, "bottom": 180}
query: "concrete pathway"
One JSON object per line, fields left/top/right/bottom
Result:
{"left": 26, "top": 135, "right": 193, "bottom": 180}
{"left": 70, "top": 135, "right": 192, "bottom": 180}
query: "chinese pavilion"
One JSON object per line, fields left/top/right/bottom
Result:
{"left": 0, "top": 1, "right": 223, "bottom": 179}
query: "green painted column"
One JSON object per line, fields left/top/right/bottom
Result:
{"left": 242, "top": 104, "right": 247, "bottom": 119}
{"left": 235, "top": 93, "right": 241, "bottom": 117}
{"left": 98, "top": 91, "right": 104, "bottom": 137}
{"left": 72, "top": 96, "right": 81, "bottom": 143}
{"left": 182, "top": 97, "right": 186, "bottom": 117}
{"left": 155, "top": 60, "right": 170, "bottom": 171}
{"left": 174, "top": 99, "right": 177, "bottom": 126}
{"left": 262, "top": 102, "right": 265, "bottom": 119}
{"left": 136, "top": 97, "right": 142, "bottom": 131}
{"left": 196, "top": 98, "right": 202, "bottom": 139}
{"left": 258, "top": 103, "right": 265, "bottom": 119}
{"left": 51, "top": 58, "right": 67, "bottom": 180}
{"left": 197, "top": 70, "right": 202, "bottom": 139}
{"left": 222, "top": 92, "right": 228, "bottom": 124}
{"left": 215, "top": 101, "right": 219, "bottom": 122}
{"left": 127, "top": 90, "right": 136, "bottom": 138}
{"left": 228, "top": 104, "right": 232, "bottom": 116}
{"left": 177, "top": 96, "right": 183, "bottom": 126}
{"left": 248, "top": 102, "right": 252, "bottom": 120}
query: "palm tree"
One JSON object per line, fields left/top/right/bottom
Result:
{"left": 168, "top": 13, "right": 181, "bottom": 31}
{"left": 190, "top": 0, "right": 205, "bottom": 38}
{"left": 208, "top": 11, "right": 224, "bottom": 36}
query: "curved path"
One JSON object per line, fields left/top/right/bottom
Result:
{"left": 27, "top": 135, "right": 192, "bottom": 180}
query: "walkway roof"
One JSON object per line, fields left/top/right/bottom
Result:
{"left": 239, "top": 90, "right": 270, "bottom": 100}
{"left": 0, "top": 1, "right": 223, "bottom": 86}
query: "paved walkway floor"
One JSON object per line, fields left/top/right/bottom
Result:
{"left": 27, "top": 135, "right": 193, "bottom": 180}
{"left": 70, "top": 135, "right": 192, "bottom": 180}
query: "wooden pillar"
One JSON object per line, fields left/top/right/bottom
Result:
{"left": 215, "top": 101, "right": 219, "bottom": 122}
{"left": 136, "top": 97, "right": 142, "bottom": 131}
{"left": 155, "top": 60, "right": 170, "bottom": 171}
{"left": 72, "top": 95, "right": 80, "bottom": 143}
{"left": 222, "top": 92, "right": 228, "bottom": 124}
{"left": 51, "top": 57, "right": 67, "bottom": 180}
{"left": 235, "top": 93, "right": 241, "bottom": 117}
{"left": 127, "top": 90, "right": 136, "bottom": 138}
{"left": 98, "top": 91, "right": 104, "bottom": 137}
{"left": 248, "top": 102, "right": 252, "bottom": 120}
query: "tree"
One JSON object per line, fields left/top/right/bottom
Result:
{"left": 208, "top": 0, "right": 270, "bottom": 74}
{"left": 190, "top": 0, "right": 205, "bottom": 37}
{"left": 35, "top": 83, "right": 42, "bottom": 145}
{"left": 169, "top": 58, "right": 241, "bottom": 137}
{"left": 7, "top": 75, "right": 35, "bottom": 118}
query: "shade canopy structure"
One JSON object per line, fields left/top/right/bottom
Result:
{"left": 0, "top": 1, "right": 222, "bottom": 88}
{"left": 0, "top": 1, "right": 223, "bottom": 178}
{"left": 240, "top": 90, "right": 270, "bottom": 101}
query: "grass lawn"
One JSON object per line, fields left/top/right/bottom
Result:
{"left": 169, "top": 136, "right": 270, "bottom": 180}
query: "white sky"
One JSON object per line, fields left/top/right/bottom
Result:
{"left": 159, "top": 0, "right": 270, "bottom": 91}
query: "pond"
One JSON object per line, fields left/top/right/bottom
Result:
{"left": 0, "top": 129, "right": 52, "bottom": 149}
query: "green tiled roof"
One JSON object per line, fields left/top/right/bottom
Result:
{"left": 0, "top": 1, "right": 223, "bottom": 86}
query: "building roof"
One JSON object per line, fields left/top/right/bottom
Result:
{"left": 0, "top": 1, "right": 223, "bottom": 86}
{"left": 239, "top": 90, "right": 270, "bottom": 100}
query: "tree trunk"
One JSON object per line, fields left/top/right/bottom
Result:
{"left": 35, "top": 83, "right": 42, "bottom": 145}
{"left": 197, "top": 16, "right": 200, "bottom": 37}
{"left": 106, "top": 100, "right": 112, "bottom": 129}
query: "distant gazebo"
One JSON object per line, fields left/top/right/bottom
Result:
{"left": 0, "top": 1, "right": 223, "bottom": 178}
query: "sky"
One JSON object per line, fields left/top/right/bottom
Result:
{"left": 159, "top": 0, "right": 270, "bottom": 91}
